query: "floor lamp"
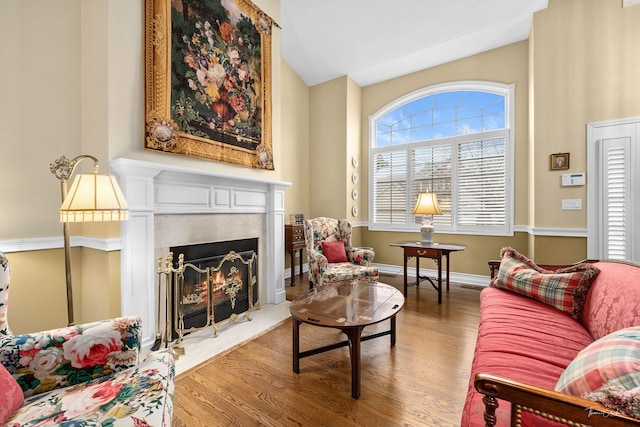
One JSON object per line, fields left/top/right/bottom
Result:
{"left": 49, "top": 155, "right": 129, "bottom": 326}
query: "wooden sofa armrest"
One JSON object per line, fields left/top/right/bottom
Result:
{"left": 474, "top": 373, "right": 640, "bottom": 427}
{"left": 488, "top": 260, "right": 501, "bottom": 278}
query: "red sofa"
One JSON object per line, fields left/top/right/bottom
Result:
{"left": 461, "top": 258, "right": 640, "bottom": 427}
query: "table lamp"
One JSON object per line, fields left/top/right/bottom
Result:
{"left": 411, "top": 192, "right": 442, "bottom": 244}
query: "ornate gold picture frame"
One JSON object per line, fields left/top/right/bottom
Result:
{"left": 145, "top": 0, "right": 274, "bottom": 169}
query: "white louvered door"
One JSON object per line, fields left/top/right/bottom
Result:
{"left": 587, "top": 119, "right": 640, "bottom": 261}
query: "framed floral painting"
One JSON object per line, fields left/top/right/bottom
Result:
{"left": 145, "top": 0, "right": 275, "bottom": 169}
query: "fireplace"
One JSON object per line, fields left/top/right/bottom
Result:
{"left": 167, "top": 238, "right": 258, "bottom": 340}
{"left": 111, "top": 157, "right": 291, "bottom": 349}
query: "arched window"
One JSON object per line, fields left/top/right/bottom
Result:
{"left": 369, "top": 81, "right": 514, "bottom": 235}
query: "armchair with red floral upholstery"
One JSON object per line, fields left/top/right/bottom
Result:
{"left": 0, "top": 251, "right": 174, "bottom": 426}
{"left": 303, "top": 217, "right": 379, "bottom": 288}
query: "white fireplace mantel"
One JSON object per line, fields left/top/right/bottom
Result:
{"left": 110, "top": 158, "right": 291, "bottom": 348}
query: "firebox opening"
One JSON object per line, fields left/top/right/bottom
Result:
{"left": 169, "top": 238, "right": 258, "bottom": 340}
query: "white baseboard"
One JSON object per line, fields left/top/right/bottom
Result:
{"left": 374, "top": 263, "right": 489, "bottom": 287}
{"left": 283, "top": 262, "right": 490, "bottom": 287}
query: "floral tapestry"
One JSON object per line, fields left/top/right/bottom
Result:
{"left": 145, "top": 0, "right": 275, "bottom": 169}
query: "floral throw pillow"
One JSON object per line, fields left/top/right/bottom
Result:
{"left": 0, "top": 316, "right": 141, "bottom": 398}
{"left": 491, "top": 247, "right": 600, "bottom": 320}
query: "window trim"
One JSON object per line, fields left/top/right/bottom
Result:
{"left": 368, "top": 81, "right": 515, "bottom": 236}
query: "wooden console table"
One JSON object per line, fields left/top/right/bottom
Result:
{"left": 285, "top": 224, "right": 305, "bottom": 285}
{"left": 390, "top": 241, "right": 466, "bottom": 303}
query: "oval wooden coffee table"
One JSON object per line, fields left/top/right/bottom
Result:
{"left": 289, "top": 280, "right": 405, "bottom": 399}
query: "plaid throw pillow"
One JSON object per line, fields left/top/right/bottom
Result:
{"left": 557, "top": 326, "right": 640, "bottom": 403}
{"left": 491, "top": 247, "right": 600, "bottom": 320}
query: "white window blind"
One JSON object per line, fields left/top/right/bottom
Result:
{"left": 369, "top": 82, "right": 514, "bottom": 236}
{"left": 603, "top": 139, "right": 630, "bottom": 259}
{"left": 411, "top": 145, "right": 452, "bottom": 226}
{"left": 457, "top": 138, "right": 506, "bottom": 229}
{"left": 372, "top": 150, "right": 407, "bottom": 224}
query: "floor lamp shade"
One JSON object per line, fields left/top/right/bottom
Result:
{"left": 50, "top": 154, "right": 130, "bottom": 327}
{"left": 60, "top": 174, "right": 130, "bottom": 222}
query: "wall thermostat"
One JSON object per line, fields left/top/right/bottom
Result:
{"left": 561, "top": 173, "right": 585, "bottom": 186}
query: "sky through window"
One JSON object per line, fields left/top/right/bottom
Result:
{"left": 376, "top": 91, "right": 505, "bottom": 147}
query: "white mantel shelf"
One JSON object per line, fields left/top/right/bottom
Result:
{"left": 110, "top": 158, "right": 291, "bottom": 349}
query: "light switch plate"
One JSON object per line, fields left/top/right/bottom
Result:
{"left": 562, "top": 199, "right": 582, "bottom": 210}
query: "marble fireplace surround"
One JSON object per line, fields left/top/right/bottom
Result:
{"left": 111, "top": 158, "right": 291, "bottom": 349}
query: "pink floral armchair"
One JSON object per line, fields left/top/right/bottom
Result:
{"left": 303, "top": 217, "right": 379, "bottom": 287}
{"left": 0, "top": 251, "right": 174, "bottom": 426}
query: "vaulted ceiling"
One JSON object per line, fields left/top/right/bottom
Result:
{"left": 280, "top": 0, "right": 549, "bottom": 87}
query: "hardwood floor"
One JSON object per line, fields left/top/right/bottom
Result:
{"left": 172, "top": 273, "right": 483, "bottom": 426}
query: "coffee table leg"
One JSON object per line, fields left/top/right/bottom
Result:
{"left": 343, "top": 327, "right": 363, "bottom": 399}
{"left": 292, "top": 317, "right": 300, "bottom": 373}
{"left": 390, "top": 315, "right": 397, "bottom": 346}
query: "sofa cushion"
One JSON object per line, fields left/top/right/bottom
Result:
{"left": 585, "top": 383, "right": 640, "bottom": 420}
{"left": 556, "top": 326, "right": 640, "bottom": 397}
{"left": 0, "top": 316, "right": 141, "bottom": 398}
{"left": 581, "top": 261, "right": 640, "bottom": 340}
{"left": 491, "top": 247, "right": 599, "bottom": 320}
{"left": 6, "top": 350, "right": 174, "bottom": 426}
{"left": 461, "top": 286, "right": 594, "bottom": 427}
{"left": 321, "top": 241, "right": 348, "bottom": 263}
{"left": 0, "top": 363, "right": 23, "bottom": 424}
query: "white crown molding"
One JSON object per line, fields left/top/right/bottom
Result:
{"left": 623, "top": 0, "right": 640, "bottom": 8}
{"left": 0, "top": 236, "right": 122, "bottom": 253}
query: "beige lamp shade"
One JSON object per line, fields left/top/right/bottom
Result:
{"left": 411, "top": 192, "right": 442, "bottom": 216}
{"left": 60, "top": 173, "right": 130, "bottom": 222}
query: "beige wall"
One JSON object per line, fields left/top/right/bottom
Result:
{"left": 307, "top": 76, "right": 364, "bottom": 228}
{"left": 1, "top": 1, "right": 82, "bottom": 239}
{"left": 4, "top": 250, "right": 76, "bottom": 333}
{"left": 3, "top": 0, "right": 639, "bottom": 330}
{"left": 346, "top": 77, "right": 363, "bottom": 224}
{"left": 0, "top": 0, "right": 283, "bottom": 332}
{"left": 281, "top": 61, "right": 311, "bottom": 219}
{"left": 309, "top": 77, "right": 349, "bottom": 218}
{"left": 281, "top": 61, "right": 310, "bottom": 270}
{"left": 367, "top": 0, "right": 639, "bottom": 271}
{"left": 361, "top": 41, "right": 530, "bottom": 227}
{"left": 530, "top": 0, "right": 640, "bottom": 230}
{"left": 358, "top": 41, "right": 530, "bottom": 273}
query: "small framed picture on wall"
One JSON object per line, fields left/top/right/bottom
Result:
{"left": 550, "top": 153, "right": 570, "bottom": 170}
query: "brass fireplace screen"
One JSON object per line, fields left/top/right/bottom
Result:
{"left": 155, "top": 250, "right": 257, "bottom": 351}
